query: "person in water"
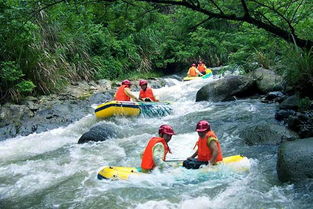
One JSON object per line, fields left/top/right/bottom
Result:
{"left": 197, "top": 61, "right": 207, "bottom": 75}
{"left": 114, "top": 80, "right": 140, "bottom": 102}
{"left": 139, "top": 80, "right": 159, "bottom": 102}
{"left": 184, "top": 120, "right": 223, "bottom": 169}
{"left": 141, "top": 125, "right": 175, "bottom": 172}
{"left": 187, "top": 63, "right": 203, "bottom": 77}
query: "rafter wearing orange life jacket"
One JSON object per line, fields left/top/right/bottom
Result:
{"left": 195, "top": 131, "right": 223, "bottom": 162}
{"left": 114, "top": 85, "right": 131, "bottom": 101}
{"left": 197, "top": 63, "right": 206, "bottom": 74}
{"left": 141, "top": 137, "right": 171, "bottom": 170}
{"left": 139, "top": 87, "right": 157, "bottom": 102}
{"left": 188, "top": 66, "right": 198, "bottom": 77}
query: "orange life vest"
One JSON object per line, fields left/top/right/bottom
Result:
{"left": 114, "top": 85, "right": 131, "bottom": 101}
{"left": 197, "top": 64, "right": 206, "bottom": 73}
{"left": 139, "top": 87, "right": 156, "bottom": 102}
{"left": 196, "top": 131, "right": 223, "bottom": 162}
{"left": 188, "top": 67, "right": 197, "bottom": 77}
{"left": 141, "top": 137, "right": 171, "bottom": 170}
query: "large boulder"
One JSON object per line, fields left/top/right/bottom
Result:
{"left": 249, "top": 68, "right": 284, "bottom": 93}
{"left": 239, "top": 122, "right": 299, "bottom": 145}
{"left": 196, "top": 75, "right": 256, "bottom": 102}
{"left": 277, "top": 137, "right": 313, "bottom": 182}
{"left": 278, "top": 95, "right": 300, "bottom": 110}
{"left": 78, "top": 123, "right": 119, "bottom": 144}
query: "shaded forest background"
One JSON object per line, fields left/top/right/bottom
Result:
{"left": 0, "top": 0, "right": 312, "bottom": 102}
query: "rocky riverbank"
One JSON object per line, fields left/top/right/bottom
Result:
{"left": 0, "top": 77, "right": 175, "bottom": 141}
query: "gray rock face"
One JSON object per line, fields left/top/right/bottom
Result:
{"left": 287, "top": 111, "right": 313, "bottom": 138}
{"left": 275, "top": 109, "right": 296, "bottom": 121}
{"left": 250, "top": 68, "right": 284, "bottom": 93}
{"left": 88, "top": 91, "right": 114, "bottom": 105}
{"left": 261, "top": 91, "right": 286, "bottom": 103}
{"left": 0, "top": 96, "right": 106, "bottom": 141}
{"left": 196, "top": 75, "right": 256, "bottom": 102}
{"left": 239, "top": 122, "right": 299, "bottom": 145}
{"left": 277, "top": 137, "right": 313, "bottom": 182}
{"left": 78, "top": 123, "right": 118, "bottom": 144}
{"left": 279, "top": 95, "right": 300, "bottom": 110}
{"left": 0, "top": 76, "right": 179, "bottom": 141}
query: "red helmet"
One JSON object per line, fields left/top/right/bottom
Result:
{"left": 159, "top": 125, "right": 175, "bottom": 135}
{"left": 192, "top": 63, "right": 196, "bottom": 66}
{"left": 122, "top": 80, "right": 131, "bottom": 86}
{"left": 196, "top": 120, "right": 211, "bottom": 132}
{"left": 139, "top": 80, "right": 148, "bottom": 86}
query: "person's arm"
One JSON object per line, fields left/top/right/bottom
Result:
{"left": 188, "top": 150, "right": 198, "bottom": 160}
{"left": 195, "top": 68, "right": 203, "bottom": 76}
{"left": 208, "top": 138, "right": 218, "bottom": 165}
{"left": 124, "top": 88, "right": 139, "bottom": 102}
{"left": 150, "top": 89, "right": 159, "bottom": 102}
{"left": 152, "top": 142, "right": 169, "bottom": 169}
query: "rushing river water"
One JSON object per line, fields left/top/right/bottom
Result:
{"left": 0, "top": 77, "right": 312, "bottom": 209}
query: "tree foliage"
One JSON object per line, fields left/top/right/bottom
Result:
{"left": 0, "top": 0, "right": 312, "bottom": 102}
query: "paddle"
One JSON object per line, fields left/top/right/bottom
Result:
{"left": 165, "top": 159, "right": 185, "bottom": 162}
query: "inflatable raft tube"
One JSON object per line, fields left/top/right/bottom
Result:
{"left": 97, "top": 155, "right": 250, "bottom": 180}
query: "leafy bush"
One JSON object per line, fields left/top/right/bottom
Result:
{"left": 298, "top": 97, "right": 312, "bottom": 112}
{"left": 283, "top": 47, "right": 313, "bottom": 97}
{"left": 16, "top": 81, "right": 36, "bottom": 93}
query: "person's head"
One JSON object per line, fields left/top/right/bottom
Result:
{"left": 192, "top": 63, "right": 196, "bottom": 67}
{"left": 199, "top": 61, "right": 203, "bottom": 64}
{"left": 122, "top": 80, "right": 132, "bottom": 88}
{"left": 196, "top": 120, "right": 211, "bottom": 138}
{"left": 159, "top": 124, "right": 175, "bottom": 142}
{"left": 139, "top": 80, "right": 148, "bottom": 90}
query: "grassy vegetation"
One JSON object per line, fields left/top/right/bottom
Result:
{"left": 0, "top": 1, "right": 312, "bottom": 102}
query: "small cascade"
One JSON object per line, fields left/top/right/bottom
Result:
{"left": 139, "top": 102, "right": 172, "bottom": 117}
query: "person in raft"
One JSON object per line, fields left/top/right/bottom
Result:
{"left": 114, "top": 80, "right": 140, "bottom": 102}
{"left": 197, "top": 61, "right": 207, "bottom": 75}
{"left": 187, "top": 63, "right": 203, "bottom": 77}
{"left": 183, "top": 120, "right": 223, "bottom": 169}
{"left": 141, "top": 125, "right": 175, "bottom": 172}
{"left": 139, "top": 80, "right": 159, "bottom": 102}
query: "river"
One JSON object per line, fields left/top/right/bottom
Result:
{"left": 0, "top": 77, "right": 312, "bottom": 209}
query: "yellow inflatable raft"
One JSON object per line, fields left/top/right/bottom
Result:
{"left": 95, "top": 100, "right": 171, "bottom": 119}
{"left": 97, "top": 155, "right": 250, "bottom": 180}
{"left": 183, "top": 68, "right": 213, "bottom": 81}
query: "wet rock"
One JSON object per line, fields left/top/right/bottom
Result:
{"left": 97, "top": 79, "right": 112, "bottom": 89}
{"left": 0, "top": 124, "right": 17, "bottom": 141}
{"left": 261, "top": 91, "right": 286, "bottom": 103}
{"left": 277, "top": 137, "right": 313, "bottom": 182}
{"left": 239, "top": 122, "right": 299, "bottom": 145}
{"left": 275, "top": 109, "right": 296, "bottom": 121}
{"left": 88, "top": 91, "right": 114, "bottom": 105}
{"left": 249, "top": 68, "right": 284, "bottom": 93}
{"left": 196, "top": 75, "right": 257, "bottom": 102}
{"left": 287, "top": 111, "right": 313, "bottom": 138}
{"left": 0, "top": 104, "right": 33, "bottom": 127}
{"left": 2, "top": 100, "right": 94, "bottom": 139}
{"left": 279, "top": 95, "right": 300, "bottom": 110}
{"left": 78, "top": 123, "right": 118, "bottom": 144}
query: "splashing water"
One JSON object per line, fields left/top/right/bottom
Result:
{"left": 0, "top": 77, "right": 312, "bottom": 209}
